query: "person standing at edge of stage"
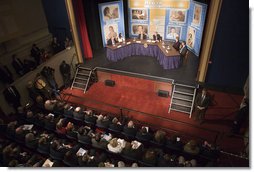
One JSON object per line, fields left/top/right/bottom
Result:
{"left": 193, "top": 88, "right": 210, "bottom": 124}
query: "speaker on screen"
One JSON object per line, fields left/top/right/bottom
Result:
{"left": 105, "top": 80, "right": 115, "bottom": 87}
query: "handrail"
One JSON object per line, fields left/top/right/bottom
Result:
{"left": 62, "top": 92, "right": 221, "bottom": 144}
{"left": 93, "top": 67, "right": 174, "bottom": 83}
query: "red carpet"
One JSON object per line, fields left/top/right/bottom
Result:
{"left": 61, "top": 77, "right": 245, "bottom": 155}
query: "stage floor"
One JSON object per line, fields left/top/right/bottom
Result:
{"left": 81, "top": 48, "right": 199, "bottom": 85}
{"left": 62, "top": 80, "right": 245, "bottom": 155}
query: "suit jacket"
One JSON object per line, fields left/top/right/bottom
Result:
{"left": 12, "top": 58, "right": 24, "bottom": 73}
{"left": 138, "top": 33, "right": 147, "bottom": 40}
{"left": 60, "top": 63, "right": 70, "bottom": 75}
{"left": 173, "top": 41, "right": 181, "bottom": 51}
{"left": 195, "top": 92, "right": 210, "bottom": 108}
{"left": 0, "top": 65, "right": 13, "bottom": 84}
{"left": 179, "top": 46, "right": 187, "bottom": 57}
{"left": 3, "top": 86, "right": 21, "bottom": 105}
{"left": 123, "top": 126, "right": 137, "bottom": 137}
{"left": 153, "top": 34, "right": 161, "bottom": 41}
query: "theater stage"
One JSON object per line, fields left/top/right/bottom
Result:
{"left": 79, "top": 48, "right": 199, "bottom": 85}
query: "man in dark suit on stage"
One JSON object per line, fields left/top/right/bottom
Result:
{"left": 153, "top": 32, "right": 161, "bottom": 41}
{"left": 179, "top": 41, "right": 188, "bottom": 66}
{"left": 3, "top": 84, "right": 21, "bottom": 112}
{"left": 137, "top": 25, "right": 147, "bottom": 40}
{"left": 173, "top": 36, "right": 181, "bottom": 51}
{"left": 194, "top": 88, "right": 210, "bottom": 124}
{"left": 60, "top": 60, "right": 71, "bottom": 88}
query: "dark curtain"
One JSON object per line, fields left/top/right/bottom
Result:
{"left": 83, "top": 0, "right": 129, "bottom": 50}
{"left": 73, "top": 0, "right": 93, "bottom": 59}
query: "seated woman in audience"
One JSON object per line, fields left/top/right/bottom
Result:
{"left": 141, "top": 148, "right": 157, "bottom": 166}
{"left": 44, "top": 99, "right": 57, "bottom": 111}
{"left": 107, "top": 138, "right": 126, "bottom": 154}
{"left": 123, "top": 120, "right": 138, "bottom": 137}
{"left": 77, "top": 126, "right": 94, "bottom": 144}
{"left": 109, "top": 117, "right": 123, "bottom": 132}
{"left": 73, "top": 106, "right": 85, "bottom": 121}
{"left": 55, "top": 118, "right": 68, "bottom": 135}
{"left": 166, "top": 134, "right": 183, "bottom": 151}
{"left": 153, "top": 130, "right": 167, "bottom": 144}
{"left": 136, "top": 126, "right": 152, "bottom": 141}
{"left": 183, "top": 139, "right": 200, "bottom": 155}
{"left": 96, "top": 114, "right": 111, "bottom": 129}
{"left": 66, "top": 122, "right": 78, "bottom": 139}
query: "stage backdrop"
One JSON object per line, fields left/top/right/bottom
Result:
{"left": 128, "top": 0, "right": 207, "bottom": 56}
{"left": 98, "top": 0, "right": 125, "bottom": 47}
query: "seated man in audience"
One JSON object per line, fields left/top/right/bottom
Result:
{"left": 166, "top": 134, "right": 183, "bottom": 151}
{"left": 136, "top": 126, "right": 152, "bottom": 141}
{"left": 96, "top": 114, "right": 111, "bottom": 129}
{"left": 73, "top": 106, "right": 85, "bottom": 121}
{"left": 141, "top": 148, "right": 158, "bottom": 166}
{"left": 123, "top": 120, "right": 138, "bottom": 137}
{"left": 173, "top": 36, "right": 181, "bottom": 51}
{"left": 91, "top": 132, "right": 111, "bottom": 150}
{"left": 44, "top": 99, "right": 57, "bottom": 111}
{"left": 153, "top": 130, "right": 167, "bottom": 144}
{"left": 77, "top": 126, "right": 94, "bottom": 144}
{"left": 84, "top": 109, "right": 97, "bottom": 125}
{"left": 109, "top": 117, "right": 123, "bottom": 132}
{"left": 66, "top": 122, "right": 78, "bottom": 139}
{"left": 157, "top": 153, "right": 176, "bottom": 167}
{"left": 183, "top": 139, "right": 200, "bottom": 155}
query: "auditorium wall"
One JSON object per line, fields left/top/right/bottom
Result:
{"left": 205, "top": 0, "right": 249, "bottom": 91}
{"left": 0, "top": 47, "right": 78, "bottom": 115}
{"left": 41, "top": 0, "right": 72, "bottom": 43}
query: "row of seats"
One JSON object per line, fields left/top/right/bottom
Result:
{"left": 1, "top": 99, "right": 219, "bottom": 167}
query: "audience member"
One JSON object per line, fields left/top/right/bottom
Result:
{"left": 123, "top": 120, "right": 138, "bottom": 137}
{"left": 0, "top": 63, "right": 13, "bottom": 84}
{"left": 30, "top": 44, "right": 41, "bottom": 66}
{"left": 183, "top": 140, "right": 200, "bottom": 155}
{"left": 3, "top": 84, "right": 21, "bottom": 112}
{"left": 11, "top": 54, "right": 25, "bottom": 76}
{"left": 59, "top": 60, "right": 71, "bottom": 88}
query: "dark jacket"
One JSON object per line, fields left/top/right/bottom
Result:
{"left": 173, "top": 41, "right": 181, "bottom": 51}
{"left": 138, "top": 33, "right": 147, "bottom": 40}
{"left": 123, "top": 126, "right": 138, "bottom": 137}
{"left": 195, "top": 92, "right": 210, "bottom": 108}
{"left": 179, "top": 45, "right": 188, "bottom": 57}
{"left": 12, "top": 58, "right": 24, "bottom": 75}
{"left": 3, "top": 86, "right": 21, "bottom": 107}
{"left": 153, "top": 34, "right": 161, "bottom": 41}
{"left": 60, "top": 62, "right": 71, "bottom": 76}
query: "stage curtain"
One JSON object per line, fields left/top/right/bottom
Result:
{"left": 73, "top": 0, "right": 93, "bottom": 59}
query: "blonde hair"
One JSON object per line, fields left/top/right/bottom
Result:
{"left": 109, "top": 138, "right": 118, "bottom": 147}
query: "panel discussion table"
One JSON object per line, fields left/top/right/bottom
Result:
{"left": 106, "top": 39, "right": 181, "bottom": 70}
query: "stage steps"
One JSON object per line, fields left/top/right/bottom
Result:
{"left": 168, "top": 83, "right": 198, "bottom": 118}
{"left": 71, "top": 66, "right": 93, "bottom": 93}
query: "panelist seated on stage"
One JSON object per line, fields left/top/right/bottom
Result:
{"left": 153, "top": 32, "right": 162, "bottom": 41}
{"left": 118, "top": 33, "right": 124, "bottom": 43}
{"left": 173, "top": 36, "right": 181, "bottom": 51}
{"left": 137, "top": 25, "right": 147, "bottom": 40}
{"left": 106, "top": 26, "right": 118, "bottom": 45}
